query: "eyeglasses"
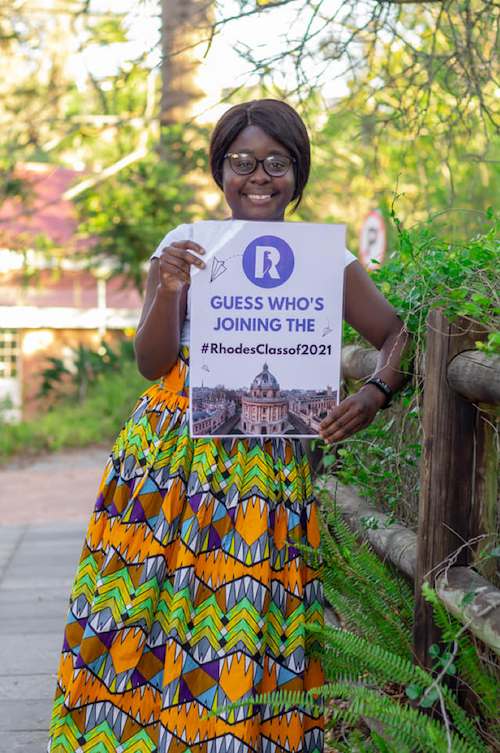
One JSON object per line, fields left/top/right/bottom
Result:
{"left": 223, "top": 152, "right": 296, "bottom": 178}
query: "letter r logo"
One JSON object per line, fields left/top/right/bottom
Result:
{"left": 243, "top": 235, "right": 294, "bottom": 289}
{"left": 254, "top": 246, "right": 281, "bottom": 279}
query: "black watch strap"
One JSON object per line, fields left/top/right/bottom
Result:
{"left": 365, "top": 377, "right": 393, "bottom": 409}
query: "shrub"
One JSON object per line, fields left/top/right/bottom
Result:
{"left": 0, "top": 361, "right": 152, "bottom": 463}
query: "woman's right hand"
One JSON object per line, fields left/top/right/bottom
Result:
{"left": 158, "top": 240, "right": 206, "bottom": 292}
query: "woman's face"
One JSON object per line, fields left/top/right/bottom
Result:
{"left": 222, "top": 125, "right": 296, "bottom": 222}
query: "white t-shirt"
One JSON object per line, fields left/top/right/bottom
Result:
{"left": 151, "top": 221, "right": 357, "bottom": 346}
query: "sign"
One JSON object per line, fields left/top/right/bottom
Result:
{"left": 189, "top": 220, "right": 346, "bottom": 438}
{"left": 359, "top": 209, "right": 386, "bottom": 270}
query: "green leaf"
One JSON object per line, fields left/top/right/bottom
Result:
{"left": 405, "top": 683, "right": 422, "bottom": 700}
{"left": 322, "top": 454, "right": 336, "bottom": 467}
{"left": 419, "top": 687, "right": 439, "bottom": 708}
{"left": 461, "top": 591, "right": 474, "bottom": 607}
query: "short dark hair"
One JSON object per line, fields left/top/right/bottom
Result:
{"left": 209, "top": 99, "right": 311, "bottom": 211}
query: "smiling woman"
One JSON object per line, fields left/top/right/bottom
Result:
{"left": 220, "top": 124, "right": 297, "bottom": 221}
{"left": 210, "top": 101, "right": 311, "bottom": 215}
{"left": 48, "top": 98, "right": 412, "bottom": 753}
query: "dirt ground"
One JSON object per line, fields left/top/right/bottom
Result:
{"left": 0, "top": 445, "right": 111, "bottom": 525}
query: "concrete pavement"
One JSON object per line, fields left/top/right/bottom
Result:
{"left": 0, "top": 447, "right": 109, "bottom": 752}
{"left": 0, "top": 446, "right": 339, "bottom": 751}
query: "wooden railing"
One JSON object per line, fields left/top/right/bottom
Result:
{"left": 316, "top": 308, "right": 500, "bottom": 667}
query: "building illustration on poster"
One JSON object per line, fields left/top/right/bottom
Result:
{"left": 242, "top": 363, "right": 287, "bottom": 434}
{"left": 189, "top": 220, "right": 346, "bottom": 438}
{"left": 192, "top": 362, "right": 338, "bottom": 436}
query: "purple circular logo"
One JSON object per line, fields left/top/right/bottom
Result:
{"left": 242, "top": 235, "right": 295, "bottom": 289}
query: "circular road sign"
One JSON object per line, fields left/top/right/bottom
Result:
{"left": 359, "top": 210, "right": 386, "bottom": 271}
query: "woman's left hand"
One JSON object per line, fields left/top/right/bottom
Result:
{"left": 318, "top": 386, "right": 385, "bottom": 444}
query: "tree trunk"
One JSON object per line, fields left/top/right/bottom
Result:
{"left": 435, "top": 567, "right": 500, "bottom": 658}
{"left": 160, "top": 0, "right": 214, "bottom": 125}
{"left": 317, "top": 476, "right": 418, "bottom": 580}
{"left": 341, "top": 344, "right": 378, "bottom": 381}
{"left": 447, "top": 350, "right": 500, "bottom": 405}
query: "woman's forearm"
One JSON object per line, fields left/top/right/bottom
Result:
{"left": 134, "top": 241, "right": 205, "bottom": 380}
{"left": 134, "top": 271, "right": 187, "bottom": 380}
{"left": 343, "top": 261, "right": 413, "bottom": 396}
{"left": 319, "top": 262, "right": 414, "bottom": 443}
{"left": 363, "top": 324, "right": 413, "bottom": 400}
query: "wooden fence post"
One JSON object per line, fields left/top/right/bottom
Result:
{"left": 412, "top": 310, "right": 487, "bottom": 668}
{"left": 334, "top": 333, "right": 500, "bottom": 666}
{"left": 448, "top": 353, "right": 500, "bottom": 585}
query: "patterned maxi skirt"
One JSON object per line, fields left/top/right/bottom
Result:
{"left": 48, "top": 348, "right": 325, "bottom": 753}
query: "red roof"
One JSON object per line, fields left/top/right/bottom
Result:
{"left": 0, "top": 163, "right": 145, "bottom": 311}
{"left": 0, "top": 163, "right": 89, "bottom": 249}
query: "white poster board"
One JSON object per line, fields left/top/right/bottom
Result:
{"left": 189, "top": 220, "right": 346, "bottom": 438}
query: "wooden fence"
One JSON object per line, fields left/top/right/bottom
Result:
{"left": 317, "top": 308, "right": 500, "bottom": 669}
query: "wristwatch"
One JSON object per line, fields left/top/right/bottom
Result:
{"left": 365, "top": 377, "right": 393, "bottom": 409}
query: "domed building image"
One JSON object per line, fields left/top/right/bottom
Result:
{"left": 241, "top": 363, "right": 288, "bottom": 435}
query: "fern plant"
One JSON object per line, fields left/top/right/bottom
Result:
{"left": 307, "top": 501, "right": 491, "bottom": 751}
{"left": 422, "top": 584, "right": 500, "bottom": 743}
{"left": 316, "top": 491, "right": 414, "bottom": 659}
{"left": 312, "top": 625, "right": 487, "bottom": 752}
{"left": 208, "top": 657, "right": 486, "bottom": 753}
{"left": 208, "top": 494, "right": 498, "bottom": 751}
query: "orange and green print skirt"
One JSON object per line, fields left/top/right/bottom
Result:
{"left": 48, "top": 348, "right": 324, "bottom": 753}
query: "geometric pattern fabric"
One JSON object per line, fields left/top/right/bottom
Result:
{"left": 48, "top": 348, "right": 324, "bottom": 753}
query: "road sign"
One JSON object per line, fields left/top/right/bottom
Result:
{"left": 359, "top": 209, "right": 386, "bottom": 270}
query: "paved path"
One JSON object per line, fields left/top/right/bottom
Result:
{"left": 0, "top": 447, "right": 109, "bottom": 752}
{"left": 0, "top": 447, "right": 341, "bottom": 752}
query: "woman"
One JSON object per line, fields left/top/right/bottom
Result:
{"left": 48, "top": 100, "right": 411, "bottom": 753}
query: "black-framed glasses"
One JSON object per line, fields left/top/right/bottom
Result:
{"left": 223, "top": 152, "right": 296, "bottom": 178}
